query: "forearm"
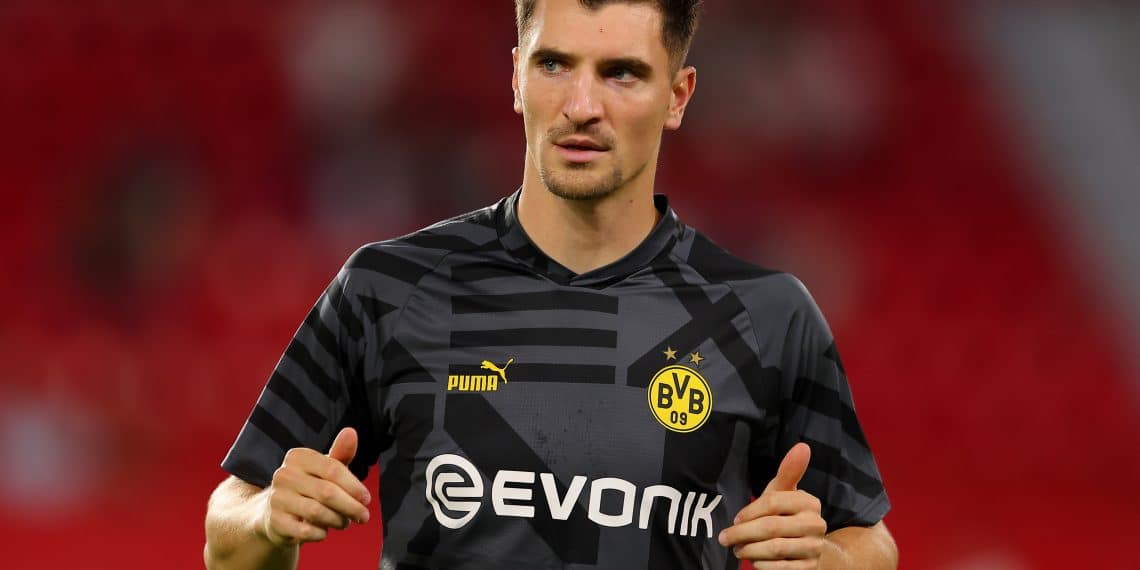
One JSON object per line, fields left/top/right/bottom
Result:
{"left": 204, "top": 479, "right": 298, "bottom": 570}
{"left": 821, "top": 521, "right": 898, "bottom": 570}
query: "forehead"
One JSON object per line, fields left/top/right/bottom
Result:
{"left": 522, "top": 0, "right": 669, "bottom": 65}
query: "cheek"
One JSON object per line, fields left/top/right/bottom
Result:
{"left": 615, "top": 98, "right": 667, "bottom": 155}
{"left": 521, "top": 84, "right": 563, "bottom": 135}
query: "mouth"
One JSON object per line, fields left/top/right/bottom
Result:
{"left": 553, "top": 139, "right": 610, "bottom": 164}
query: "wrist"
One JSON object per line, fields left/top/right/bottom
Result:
{"left": 248, "top": 489, "right": 288, "bottom": 549}
{"left": 819, "top": 537, "right": 854, "bottom": 570}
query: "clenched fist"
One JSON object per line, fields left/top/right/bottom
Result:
{"left": 719, "top": 443, "right": 828, "bottom": 569}
{"left": 260, "top": 428, "right": 372, "bottom": 547}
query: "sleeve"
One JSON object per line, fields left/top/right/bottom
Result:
{"left": 749, "top": 277, "right": 890, "bottom": 530}
{"left": 220, "top": 266, "right": 385, "bottom": 488}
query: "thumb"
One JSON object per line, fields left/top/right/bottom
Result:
{"left": 327, "top": 427, "right": 358, "bottom": 466}
{"left": 764, "top": 442, "right": 810, "bottom": 494}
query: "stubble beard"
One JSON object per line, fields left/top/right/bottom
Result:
{"left": 539, "top": 161, "right": 625, "bottom": 202}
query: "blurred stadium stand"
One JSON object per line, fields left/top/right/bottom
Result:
{"left": 0, "top": 1, "right": 1136, "bottom": 568}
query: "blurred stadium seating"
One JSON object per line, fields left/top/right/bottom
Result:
{"left": 0, "top": 1, "right": 1136, "bottom": 568}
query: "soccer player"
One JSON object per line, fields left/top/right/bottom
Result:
{"left": 204, "top": 1, "right": 898, "bottom": 568}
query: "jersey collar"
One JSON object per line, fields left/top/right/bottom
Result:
{"left": 496, "top": 188, "right": 681, "bottom": 288}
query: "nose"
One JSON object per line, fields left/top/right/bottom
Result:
{"left": 563, "top": 71, "right": 603, "bottom": 126}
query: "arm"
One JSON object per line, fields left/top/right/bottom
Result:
{"left": 726, "top": 275, "right": 893, "bottom": 568}
{"left": 204, "top": 429, "right": 372, "bottom": 570}
{"left": 204, "top": 477, "right": 298, "bottom": 570}
{"left": 719, "top": 497, "right": 897, "bottom": 570}
{"left": 208, "top": 257, "right": 390, "bottom": 568}
{"left": 720, "top": 444, "right": 896, "bottom": 569}
{"left": 822, "top": 521, "right": 898, "bottom": 569}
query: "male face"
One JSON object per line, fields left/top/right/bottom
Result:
{"left": 513, "top": 0, "right": 695, "bottom": 201}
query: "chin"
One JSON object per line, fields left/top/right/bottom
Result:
{"left": 539, "top": 164, "right": 625, "bottom": 202}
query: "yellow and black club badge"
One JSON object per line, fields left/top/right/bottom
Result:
{"left": 648, "top": 348, "right": 712, "bottom": 433}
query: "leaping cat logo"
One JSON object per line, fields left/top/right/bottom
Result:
{"left": 480, "top": 358, "right": 514, "bottom": 383}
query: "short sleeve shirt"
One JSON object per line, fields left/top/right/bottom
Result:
{"left": 222, "top": 190, "right": 890, "bottom": 569}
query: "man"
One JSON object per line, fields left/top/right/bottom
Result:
{"left": 204, "top": 1, "right": 898, "bottom": 568}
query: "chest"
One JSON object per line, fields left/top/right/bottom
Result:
{"left": 375, "top": 276, "right": 772, "bottom": 480}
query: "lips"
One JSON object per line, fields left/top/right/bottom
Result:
{"left": 553, "top": 137, "right": 610, "bottom": 163}
{"left": 554, "top": 144, "right": 607, "bottom": 163}
{"left": 555, "top": 136, "right": 609, "bottom": 151}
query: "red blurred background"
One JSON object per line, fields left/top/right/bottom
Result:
{"left": 2, "top": 0, "right": 1138, "bottom": 568}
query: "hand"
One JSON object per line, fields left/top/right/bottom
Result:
{"left": 718, "top": 443, "right": 828, "bottom": 569}
{"left": 260, "top": 428, "right": 373, "bottom": 547}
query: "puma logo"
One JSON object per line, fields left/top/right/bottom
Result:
{"left": 447, "top": 358, "right": 515, "bottom": 392}
{"left": 480, "top": 358, "right": 514, "bottom": 383}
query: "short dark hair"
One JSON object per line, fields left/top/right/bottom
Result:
{"left": 514, "top": 0, "right": 703, "bottom": 68}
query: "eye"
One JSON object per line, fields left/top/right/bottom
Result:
{"left": 541, "top": 59, "right": 562, "bottom": 73}
{"left": 608, "top": 67, "right": 637, "bottom": 82}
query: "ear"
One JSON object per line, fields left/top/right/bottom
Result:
{"left": 512, "top": 47, "right": 523, "bottom": 115}
{"left": 664, "top": 65, "right": 696, "bottom": 131}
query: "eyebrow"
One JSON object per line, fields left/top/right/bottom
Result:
{"left": 531, "top": 47, "right": 655, "bottom": 79}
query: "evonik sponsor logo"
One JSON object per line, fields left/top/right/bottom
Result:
{"left": 425, "top": 454, "right": 723, "bottom": 537}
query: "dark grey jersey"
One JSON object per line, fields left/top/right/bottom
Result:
{"left": 222, "top": 191, "right": 890, "bottom": 569}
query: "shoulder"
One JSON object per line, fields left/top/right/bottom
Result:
{"left": 679, "top": 228, "right": 828, "bottom": 337}
{"left": 679, "top": 229, "right": 783, "bottom": 284}
{"left": 342, "top": 203, "right": 501, "bottom": 284}
{"left": 329, "top": 202, "right": 501, "bottom": 319}
{"left": 680, "top": 229, "right": 810, "bottom": 307}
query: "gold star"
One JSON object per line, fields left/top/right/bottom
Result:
{"left": 689, "top": 352, "right": 704, "bottom": 366}
{"left": 663, "top": 346, "right": 677, "bottom": 360}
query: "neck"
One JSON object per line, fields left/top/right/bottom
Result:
{"left": 517, "top": 158, "right": 660, "bottom": 275}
